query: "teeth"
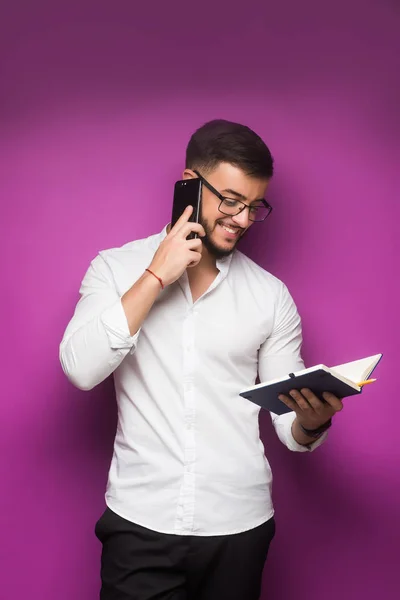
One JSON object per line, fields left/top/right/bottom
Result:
{"left": 221, "top": 224, "right": 237, "bottom": 234}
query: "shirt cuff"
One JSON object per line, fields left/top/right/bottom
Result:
{"left": 272, "top": 411, "right": 328, "bottom": 452}
{"left": 100, "top": 299, "right": 140, "bottom": 355}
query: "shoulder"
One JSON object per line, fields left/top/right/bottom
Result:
{"left": 93, "top": 230, "right": 164, "bottom": 270}
{"left": 83, "top": 229, "right": 165, "bottom": 292}
{"left": 231, "top": 250, "right": 290, "bottom": 297}
{"left": 231, "top": 251, "right": 300, "bottom": 322}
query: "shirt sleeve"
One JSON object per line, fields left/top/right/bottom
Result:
{"left": 258, "top": 282, "right": 328, "bottom": 452}
{"left": 59, "top": 253, "right": 140, "bottom": 391}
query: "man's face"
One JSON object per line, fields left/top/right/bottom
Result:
{"left": 184, "top": 162, "right": 270, "bottom": 259}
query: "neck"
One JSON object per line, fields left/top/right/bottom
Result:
{"left": 191, "top": 245, "right": 217, "bottom": 276}
{"left": 186, "top": 245, "right": 220, "bottom": 299}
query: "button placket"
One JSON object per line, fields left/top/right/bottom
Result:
{"left": 174, "top": 310, "right": 197, "bottom": 534}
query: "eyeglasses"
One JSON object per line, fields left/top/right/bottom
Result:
{"left": 193, "top": 170, "right": 273, "bottom": 222}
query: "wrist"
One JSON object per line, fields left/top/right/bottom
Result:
{"left": 147, "top": 260, "right": 171, "bottom": 287}
{"left": 143, "top": 268, "right": 164, "bottom": 291}
{"left": 298, "top": 418, "right": 332, "bottom": 439}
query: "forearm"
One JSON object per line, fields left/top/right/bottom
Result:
{"left": 61, "top": 212, "right": 203, "bottom": 392}
{"left": 60, "top": 311, "right": 131, "bottom": 390}
{"left": 60, "top": 271, "right": 161, "bottom": 391}
{"left": 121, "top": 270, "right": 162, "bottom": 336}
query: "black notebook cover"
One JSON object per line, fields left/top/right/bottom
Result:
{"left": 239, "top": 369, "right": 361, "bottom": 415}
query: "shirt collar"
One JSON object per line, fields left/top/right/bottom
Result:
{"left": 216, "top": 250, "right": 234, "bottom": 275}
{"left": 159, "top": 225, "right": 169, "bottom": 241}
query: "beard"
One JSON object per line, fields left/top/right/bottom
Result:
{"left": 199, "top": 208, "right": 246, "bottom": 259}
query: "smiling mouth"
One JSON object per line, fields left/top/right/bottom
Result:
{"left": 218, "top": 223, "right": 243, "bottom": 237}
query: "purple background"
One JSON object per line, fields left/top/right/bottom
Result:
{"left": 1, "top": 1, "right": 398, "bottom": 598}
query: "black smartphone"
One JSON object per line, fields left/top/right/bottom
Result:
{"left": 171, "top": 178, "right": 202, "bottom": 239}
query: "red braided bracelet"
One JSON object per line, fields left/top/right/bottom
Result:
{"left": 145, "top": 268, "right": 164, "bottom": 290}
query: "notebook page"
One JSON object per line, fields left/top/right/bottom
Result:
{"left": 332, "top": 354, "right": 382, "bottom": 382}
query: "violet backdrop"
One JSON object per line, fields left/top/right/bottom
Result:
{"left": 0, "top": 1, "right": 398, "bottom": 599}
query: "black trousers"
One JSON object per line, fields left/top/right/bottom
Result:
{"left": 95, "top": 508, "right": 275, "bottom": 600}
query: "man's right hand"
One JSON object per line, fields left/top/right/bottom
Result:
{"left": 148, "top": 206, "right": 206, "bottom": 287}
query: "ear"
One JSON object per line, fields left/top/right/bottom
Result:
{"left": 182, "top": 168, "right": 197, "bottom": 180}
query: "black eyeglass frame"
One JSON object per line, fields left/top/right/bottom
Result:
{"left": 193, "top": 170, "right": 273, "bottom": 222}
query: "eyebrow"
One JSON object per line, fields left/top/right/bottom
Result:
{"left": 221, "top": 188, "right": 247, "bottom": 200}
{"left": 221, "top": 188, "right": 264, "bottom": 204}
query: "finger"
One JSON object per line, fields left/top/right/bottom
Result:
{"left": 278, "top": 394, "right": 299, "bottom": 413}
{"left": 322, "top": 392, "right": 344, "bottom": 412}
{"left": 300, "top": 388, "right": 327, "bottom": 415}
{"left": 180, "top": 221, "right": 206, "bottom": 239}
{"left": 187, "top": 251, "right": 202, "bottom": 267}
{"left": 170, "top": 206, "right": 193, "bottom": 235}
{"left": 186, "top": 238, "right": 203, "bottom": 251}
{"left": 287, "top": 389, "right": 314, "bottom": 413}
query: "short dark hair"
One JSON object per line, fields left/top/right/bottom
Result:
{"left": 185, "top": 119, "right": 274, "bottom": 179}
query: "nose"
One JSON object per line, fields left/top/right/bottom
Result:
{"left": 231, "top": 207, "right": 250, "bottom": 228}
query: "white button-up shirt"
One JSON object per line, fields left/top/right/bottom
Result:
{"left": 60, "top": 227, "right": 326, "bottom": 536}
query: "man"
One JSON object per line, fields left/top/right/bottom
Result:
{"left": 60, "top": 119, "right": 343, "bottom": 600}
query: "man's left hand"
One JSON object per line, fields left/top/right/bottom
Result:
{"left": 278, "top": 388, "right": 343, "bottom": 430}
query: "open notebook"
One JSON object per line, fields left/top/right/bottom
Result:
{"left": 239, "top": 354, "right": 382, "bottom": 415}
